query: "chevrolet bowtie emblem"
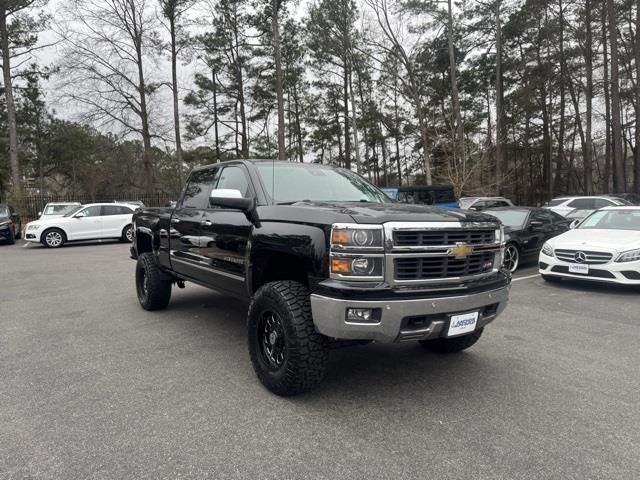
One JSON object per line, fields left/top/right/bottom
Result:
{"left": 450, "top": 243, "right": 474, "bottom": 258}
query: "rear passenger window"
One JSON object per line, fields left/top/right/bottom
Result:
{"left": 216, "top": 166, "right": 251, "bottom": 198}
{"left": 593, "top": 198, "right": 613, "bottom": 208}
{"left": 102, "top": 206, "right": 132, "bottom": 216}
{"left": 181, "top": 168, "right": 218, "bottom": 209}
{"left": 568, "top": 198, "right": 594, "bottom": 209}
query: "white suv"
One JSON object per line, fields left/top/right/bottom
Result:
{"left": 545, "top": 196, "right": 628, "bottom": 217}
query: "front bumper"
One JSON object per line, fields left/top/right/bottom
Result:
{"left": 310, "top": 285, "right": 510, "bottom": 343}
{"left": 539, "top": 252, "right": 640, "bottom": 285}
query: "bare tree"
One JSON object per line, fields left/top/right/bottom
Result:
{"left": 606, "top": 0, "right": 625, "bottom": 192}
{"left": 363, "top": 0, "right": 433, "bottom": 184}
{"left": 56, "top": 0, "right": 159, "bottom": 191}
{"left": 158, "top": 0, "right": 195, "bottom": 188}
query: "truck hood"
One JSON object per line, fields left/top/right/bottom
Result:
{"left": 270, "top": 202, "right": 498, "bottom": 225}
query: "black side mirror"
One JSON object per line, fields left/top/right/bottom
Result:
{"left": 209, "top": 189, "right": 260, "bottom": 227}
{"left": 529, "top": 220, "right": 544, "bottom": 231}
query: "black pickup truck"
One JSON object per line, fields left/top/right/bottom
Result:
{"left": 131, "top": 160, "right": 511, "bottom": 395}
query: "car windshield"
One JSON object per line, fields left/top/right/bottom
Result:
{"left": 0, "top": 206, "right": 9, "bottom": 217}
{"left": 609, "top": 197, "right": 631, "bottom": 206}
{"left": 547, "top": 199, "right": 567, "bottom": 207}
{"left": 486, "top": 210, "right": 529, "bottom": 229}
{"left": 45, "top": 204, "right": 79, "bottom": 215}
{"left": 256, "top": 164, "right": 390, "bottom": 204}
{"left": 458, "top": 198, "right": 475, "bottom": 209}
{"left": 63, "top": 206, "right": 85, "bottom": 217}
{"left": 567, "top": 209, "right": 594, "bottom": 219}
{"left": 579, "top": 209, "right": 640, "bottom": 230}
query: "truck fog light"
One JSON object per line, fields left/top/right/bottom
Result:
{"left": 346, "top": 308, "right": 381, "bottom": 323}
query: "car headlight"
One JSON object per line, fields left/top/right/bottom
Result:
{"left": 331, "top": 224, "right": 384, "bottom": 249}
{"left": 541, "top": 242, "right": 555, "bottom": 257}
{"left": 330, "top": 255, "right": 384, "bottom": 280}
{"left": 27, "top": 224, "right": 41, "bottom": 231}
{"left": 330, "top": 224, "right": 384, "bottom": 281}
{"left": 616, "top": 248, "right": 640, "bottom": 263}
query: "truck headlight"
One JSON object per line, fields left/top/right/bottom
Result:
{"left": 330, "top": 255, "right": 384, "bottom": 280}
{"left": 0, "top": 221, "right": 9, "bottom": 229}
{"left": 541, "top": 243, "right": 555, "bottom": 257}
{"left": 331, "top": 224, "right": 383, "bottom": 249}
{"left": 616, "top": 249, "right": 640, "bottom": 263}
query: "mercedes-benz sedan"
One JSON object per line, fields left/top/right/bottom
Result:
{"left": 539, "top": 207, "right": 640, "bottom": 285}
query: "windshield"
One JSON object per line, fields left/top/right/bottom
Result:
{"left": 0, "top": 206, "right": 9, "bottom": 217}
{"left": 486, "top": 210, "right": 529, "bottom": 229}
{"left": 547, "top": 199, "right": 567, "bottom": 207}
{"left": 256, "top": 164, "right": 390, "bottom": 204}
{"left": 579, "top": 209, "right": 640, "bottom": 230}
{"left": 63, "top": 206, "right": 85, "bottom": 217}
{"left": 458, "top": 198, "right": 475, "bottom": 209}
{"left": 45, "top": 204, "right": 79, "bottom": 215}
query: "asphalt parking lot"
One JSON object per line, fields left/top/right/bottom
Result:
{"left": 1, "top": 240, "right": 639, "bottom": 479}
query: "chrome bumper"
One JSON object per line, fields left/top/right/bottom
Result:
{"left": 310, "top": 285, "right": 510, "bottom": 343}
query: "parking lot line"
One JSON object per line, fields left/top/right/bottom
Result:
{"left": 513, "top": 273, "right": 540, "bottom": 282}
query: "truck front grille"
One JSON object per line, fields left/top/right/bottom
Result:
{"left": 395, "top": 252, "right": 495, "bottom": 280}
{"left": 393, "top": 230, "right": 495, "bottom": 247}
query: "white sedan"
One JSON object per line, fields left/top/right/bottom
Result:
{"left": 539, "top": 206, "right": 640, "bottom": 285}
{"left": 24, "top": 203, "right": 137, "bottom": 248}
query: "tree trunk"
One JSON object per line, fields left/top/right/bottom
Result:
{"left": 169, "top": 15, "right": 184, "bottom": 189}
{"left": 554, "top": 0, "right": 566, "bottom": 195}
{"left": 272, "top": 0, "right": 286, "bottom": 160}
{"left": 583, "top": 0, "right": 594, "bottom": 193}
{"left": 635, "top": 0, "right": 640, "bottom": 193}
{"left": 135, "top": 37, "right": 154, "bottom": 192}
{"left": 212, "top": 68, "right": 220, "bottom": 161}
{"left": 495, "top": 0, "right": 503, "bottom": 195}
{"left": 602, "top": 3, "right": 612, "bottom": 192}
{"left": 0, "top": 9, "right": 22, "bottom": 196}
{"left": 349, "top": 69, "right": 361, "bottom": 173}
{"left": 607, "top": 0, "right": 625, "bottom": 192}
{"left": 343, "top": 59, "right": 351, "bottom": 169}
{"left": 447, "top": 0, "right": 464, "bottom": 162}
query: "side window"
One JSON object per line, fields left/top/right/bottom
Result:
{"left": 549, "top": 211, "right": 566, "bottom": 223}
{"left": 474, "top": 201, "right": 487, "bottom": 209}
{"left": 593, "top": 198, "right": 612, "bottom": 208}
{"left": 215, "top": 166, "right": 251, "bottom": 198}
{"left": 568, "top": 198, "right": 594, "bottom": 209}
{"left": 102, "top": 205, "right": 125, "bottom": 216}
{"left": 80, "top": 206, "right": 102, "bottom": 217}
{"left": 181, "top": 168, "right": 218, "bottom": 209}
{"left": 531, "top": 210, "right": 553, "bottom": 224}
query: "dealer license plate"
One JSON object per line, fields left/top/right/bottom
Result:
{"left": 569, "top": 264, "right": 589, "bottom": 275}
{"left": 447, "top": 312, "right": 479, "bottom": 337}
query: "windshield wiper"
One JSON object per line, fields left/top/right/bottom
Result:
{"left": 276, "top": 200, "right": 310, "bottom": 205}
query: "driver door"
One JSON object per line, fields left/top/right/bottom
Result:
{"left": 69, "top": 205, "right": 103, "bottom": 240}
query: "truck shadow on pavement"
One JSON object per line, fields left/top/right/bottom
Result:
{"left": 162, "top": 288, "right": 506, "bottom": 399}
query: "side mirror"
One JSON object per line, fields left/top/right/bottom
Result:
{"left": 37, "top": 211, "right": 42, "bottom": 217}
{"left": 469, "top": 205, "right": 482, "bottom": 211}
{"left": 209, "top": 189, "right": 260, "bottom": 227}
{"left": 74, "top": 211, "right": 87, "bottom": 218}
{"left": 570, "top": 219, "right": 579, "bottom": 230}
{"left": 530, "top": 220, "right": 544, "bottom": 231}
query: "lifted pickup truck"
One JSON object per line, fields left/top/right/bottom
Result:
{"left": 132, "top": 160, "right": 510, "bottom": 395}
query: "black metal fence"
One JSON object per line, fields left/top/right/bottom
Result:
{"left": 22, "top": 192, "right": 180, "bottom": 220}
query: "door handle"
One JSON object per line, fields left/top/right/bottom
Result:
{"left": 201, "top": 220, "right": 213, "bottom": 227}
{"left": 171, "top": 218, "right": 180, "bottom": 224}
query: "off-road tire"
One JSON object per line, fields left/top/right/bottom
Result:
{"left": 248, "top": 281, "right": 329, "bottom": 396}
{"left": 121, "top": 224, "right": 134, "bottom": 243}
{"left": 541, "top": 274, "right": 562, "bottom": 283}
{"left": 136, "top": 252, "right": 172, "bottom": 311}
{"left": 419, "top": 328, "right": 484, "bottom": 354}
{"left": 42, "top": 228, "right": 66, "bottom": 248}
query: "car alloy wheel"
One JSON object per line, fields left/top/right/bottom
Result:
{"left": 258, "top": 310, "right": 287, "bottom": 370}
{"left": 125, "top": 226, "right": 134, "bottom": 242}
{"left": 504, "top": 244, "right": 519, "bottom": 273}
{"left": 45, "top": 231, "right": 64, "bottom": 248}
